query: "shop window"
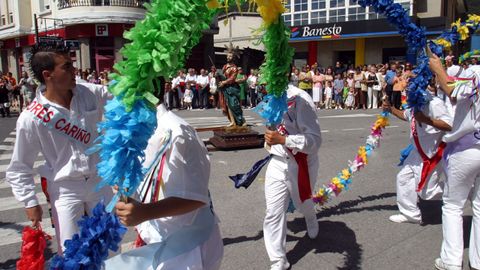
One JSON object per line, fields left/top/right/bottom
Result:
{"left": 284, "top": 0, "right": 291, "bottom": 10}
{"left": 293, "top": 12, "right": 308, "bottom": 26}
{"left": 282, "top": 14, "right": 292, "bottom": 26}
{"left": 330, "top": 0, "right": 345, "bottom": 8}
{"left": 329, "top": 9, "right": 345, "bottom": 23}
{"left": 311, "top": 0, "right": 326, "bottom": 10}
{"left": 293, "top": 0, "right": 308, "bottom": 12}
{"left": 311, "top": 11, "right": 327, "bottom": 24}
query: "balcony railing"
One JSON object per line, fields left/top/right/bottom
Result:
{"left": 58, "top": 0, "right": 149, "bottom": 10}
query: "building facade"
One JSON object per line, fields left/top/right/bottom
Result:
{"left": 283, "top": 0, "right": 467, "bottom": 68}
{"left": 0, "top": 0, "right": 217, "bottom": 80}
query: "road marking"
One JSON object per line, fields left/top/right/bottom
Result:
{"left": 318, "top": 113, "right": 377, "bottom": 119}
{"left": 321, "top": 130, "right": 330, "bottom": 133}
{"left": 386, "top": 125, "right": 399, "bottom": 129}
{"left": 0, "top": 193, "right": 47, "bottom": 212}
{"left": 0, "top": 145, "right": 14, "bottom": 151}
{"left": 3, "top": 137, "right": 15, "bottom": 143}
{"left": 342, "top": 128, "right": 365, "bottom": 131}
{"left": 0, "top": 160, "right": 44, "bottom": 172}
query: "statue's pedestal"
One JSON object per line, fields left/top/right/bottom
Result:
{"left": 208, "top": 126, "right": 264, "bottom": 150}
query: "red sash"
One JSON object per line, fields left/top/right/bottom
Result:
{"left": 292, "top": 151, "right": 312, "bottom": 202}
{"left": 411, "top": 118, "right": 446, "bottom": 192}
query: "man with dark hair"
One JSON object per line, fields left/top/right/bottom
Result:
{"left": 6, "top": 45, "right": 113, "bottom": 253}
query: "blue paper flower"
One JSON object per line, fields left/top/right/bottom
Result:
{"left": 87, "top": 97, "right": 157, "bottom": 212}
{"left": 50, "top": 202, "right": 127, "bottom": 270}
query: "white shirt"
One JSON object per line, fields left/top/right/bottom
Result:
{"left": 172, "top": 76, "right": 185, "bottom": 88}
{"left": 137, "top": 104, "right": 213, "bottom": 243}
{"left": 404, "top": 95, "right": 452, "bottom": 158}
{"left": 7, "top": 83, "right": 111, "bottom": 208}
{"left": 268, "top": 85, "right": 321, "bottom": 190}
{"left": 185, "top": 74, "right": 197, "bottom": 87}
{"left": 325, "top": 87, "right": 333, "bottom": 98}
{"left": 443, "top": 68, "right": 480, "bottom": 143}
{"left": 247, "top": 75, "right": 257, "bottom": 89}
{"left": 196, "top": 75, "right": 209, "bottom": 88}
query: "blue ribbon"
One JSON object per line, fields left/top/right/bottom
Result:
{"left": 229, "top": 154, "right": 273, "bottom": 189}
{"left": 398, "top": 144, "right": 414, "bottom": 166}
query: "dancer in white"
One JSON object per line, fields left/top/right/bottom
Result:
{"left": 384, "top": 83, "right": 451, "bottom": 224}
{"left": 6, "top": 46, "right": 112, "bottom": 252}
{"left": 429, "top": 54, "right": 480, "bottom": 270}
{"left": 263, "top": 84, "right": 322, "bottom": 270}
{"left": 106, "top": 97, "right": 223, "bottom": 269}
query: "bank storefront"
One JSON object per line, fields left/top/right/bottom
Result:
{"left": 289, "top": 17, "right": 446, "bottom": 68}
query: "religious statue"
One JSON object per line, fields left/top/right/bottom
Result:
{"left": 218, "top": 45, "right": 246, "bottom": 127}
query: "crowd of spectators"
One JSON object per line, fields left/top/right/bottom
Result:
{"left": 291, "top": 61, "right": 415, "bottom": 110}
{"left": 163, "top": 66, "right": 265, "bottom": 111}
{"left": 2, "top": 54, "right": 478, "bottom": 118}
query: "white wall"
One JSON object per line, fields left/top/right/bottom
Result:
{"left": 215, "top": 14, "right": 264, "bottom": 51}
{"left": 417, "top": 0, "right": 442, "bottom": 18}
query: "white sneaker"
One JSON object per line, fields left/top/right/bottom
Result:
{"left": 388, "top": 214, "right": 421, "bottom": 224}
{"left": 434, "top": 258, "right": 462, "bottom": 270}
{"left": 305, "top": 217, "right": 319, "bottom": 239}
{"left": 270, "top": 260, "right": 290, "bottom": 270}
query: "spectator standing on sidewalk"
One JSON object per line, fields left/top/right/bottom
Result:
{"left": 197, "top": 69, "right": 210, "bottom": 109}
{"left": 236, "top": 67, "right": 247, "bottom": 108}
{"left": 298, "top": 65, "right": 313, "bottom": 97}
{"left": 247, "top": 69, "right": 258, "bottom": 108}
{"left": 19, "top": 71, "right": 37, "bottom": 109}
{"left": 185, "top": 68, "right": 198, "bottom": 109}
{"left": 0, "top": 77, "right": 11, "bottom": 117}
{"left": 333, "top": 73, "right": 344, "bottom": 109}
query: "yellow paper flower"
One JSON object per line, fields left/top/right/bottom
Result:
{"left": 434, "top": 38, "right": 452, "bottom": 49}
{"left": 254, "top": 0, "right": 286, "bottom": 26}
{"left": 457, "top": 25, "right": 470, "bottom": 40}
{"left": 373, "top": 115, "right": 389, "bottom": 130}
{"left": 468, "top": 14, "right": 480, "bottom": 25}
{"left": 341, "top": 169, "right": 351, "bottom": 180}
{"left": 358, "top": 146, "right": 368, "bottom": 165}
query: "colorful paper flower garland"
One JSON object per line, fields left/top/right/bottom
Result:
{"left": 312, "top": 113, "right": 390, "bottom": 204}
{"left": 459, "top": 49, "right": 480, "bottom": 63}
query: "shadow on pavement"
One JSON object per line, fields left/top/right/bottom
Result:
{"left": 222, "top": 230, "right": 263, "bottom": 246}
{"left": 316, "top": 192, "right": 397, "bottom": 219}
{"left": 286, "top": 220, "right": 362, "bottom": 270}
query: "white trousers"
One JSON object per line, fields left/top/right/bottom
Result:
{"left": 48, "top": 177, "right": 112, "bottom": 253}
{"left": 367, "top": 87, "right": 373, "bottom": 109}
{"left": 440, "top": 146, "right": 480, "bottom": 268}
{"left": 396, "top": 150, "right": 444, "bottom": 221}
{"left": 263, "top": 156, "right": 316, "bottom": 263}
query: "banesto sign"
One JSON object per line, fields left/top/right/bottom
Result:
{"left": 301, "top": 24, "right": 342, "bottom": 37}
